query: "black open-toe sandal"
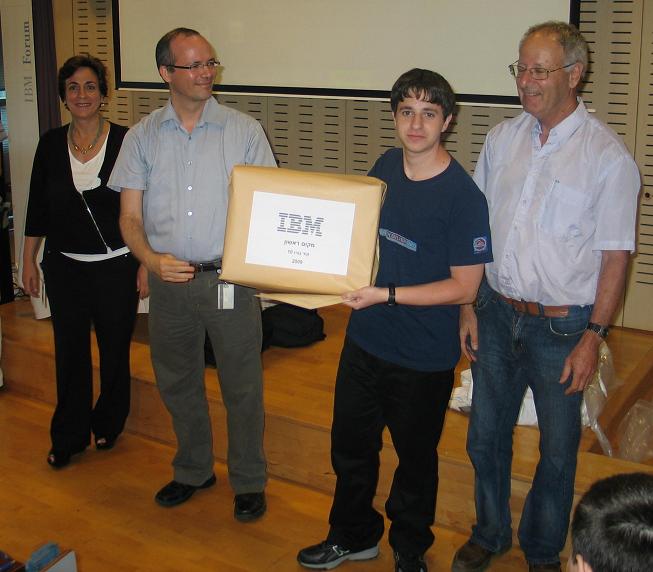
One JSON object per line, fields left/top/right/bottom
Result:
{"left": 47, "top": 445, "right": 86, "bottom": 469}
{"left": 47, "top": 450, "right": 72, "bottom": 469}
{"left": 95, "top": 436, "right": 117, "bottom": 450}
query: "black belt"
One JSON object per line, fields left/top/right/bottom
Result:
{"left": 190, "top": 260, "right": 222, "bottom": 273}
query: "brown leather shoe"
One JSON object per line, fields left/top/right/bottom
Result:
{"left": 451, "top": 540, "right": 509, "bottom": 572}
{"left": 528, "top": 564, "right": 561, "bottom": 572}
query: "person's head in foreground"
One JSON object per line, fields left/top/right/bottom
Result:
{"left": 568, "top": 472, "right": 653, "bottom": 572}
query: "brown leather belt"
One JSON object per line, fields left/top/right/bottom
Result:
{"left": 499, "top": 295, "right": 570, "bottom": 318}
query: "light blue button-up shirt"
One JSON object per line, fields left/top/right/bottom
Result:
{"left": 108, "top": 97, "right": 276, "bottom": 261}
{"left": 474, "top": 100, "right": 640, "bottom": 306}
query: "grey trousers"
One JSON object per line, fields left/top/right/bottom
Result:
{"left": 148, "top": 271, "right": 266, "bottom": 493}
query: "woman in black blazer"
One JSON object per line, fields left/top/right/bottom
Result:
{"left": 22, "top": 54, "right": 147, "bottom": 468}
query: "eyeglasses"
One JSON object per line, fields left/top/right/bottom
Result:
{"left": 508, "top": 61, "right": 575, "bottom": 80}
{"left": 167, "top": 60, "right": 221, "bottom": 72}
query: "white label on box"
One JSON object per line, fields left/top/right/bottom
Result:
{"left": 245, "top": 191, "right": 355, "bottom": 275}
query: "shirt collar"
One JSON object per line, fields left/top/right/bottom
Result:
{"left": 532, "top": 97, "right": 587, "bottom": 146}
{"left": 157, "top": 96, "right": 228, "bottom": 129}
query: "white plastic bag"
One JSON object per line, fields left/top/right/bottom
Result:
{"left": 616, "top": 399, "right": 653, "bottom": 463}
{"left": 450, "top": 343, "right": 619, "bottom": 438}
{"left": 449, "top": 369, "right": 537, "bottom": 426}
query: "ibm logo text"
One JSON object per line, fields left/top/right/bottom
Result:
{"left": 277, "top": 212, "right": 324, "bottom": 236}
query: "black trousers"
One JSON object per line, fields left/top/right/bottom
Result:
{"left": 327, "top": 337, "right": 454, "bottom": 555}
{"left": 41, "top": 250, "right": 139, "bottom": 453}
{"left": 0, "top": 178, "right": 13, "bottom": 304}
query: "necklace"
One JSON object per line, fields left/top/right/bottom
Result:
{"left": 68, "top": 116, "right": 104, "bottom": 155}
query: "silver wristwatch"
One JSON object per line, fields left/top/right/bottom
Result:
{"left": 586, "top": 322, "right": 609, "bottom": 339}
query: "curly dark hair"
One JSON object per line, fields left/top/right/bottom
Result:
{"left": 58, "top": 54, "right": 108, "bottom": 102}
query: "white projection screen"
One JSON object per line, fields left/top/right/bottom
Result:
{"left": 112, "top": 0, "right": 577, "bottom": 102}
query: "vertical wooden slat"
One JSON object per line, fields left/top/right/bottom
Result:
{"left": 452, "top": 106, "right": 521, "bottom": 174}
{"left": 623, "top": 0, "right": 653, "bottom": 330}
{"left": 73, "top": 0, "right": 132, "bottom": 126}
{"left": 268, "top": 98, "right": 346, "bottom": 172}
{"left": 218, "top": 94, "right": 269, "bottom": 131}
{"left": 345, "top": 100, "right": 397, "bottom": 175}
{"left": 579, "top": 0, "right": 642, "bottom": 153}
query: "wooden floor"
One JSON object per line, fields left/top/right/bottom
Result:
{"left": 2, "top": 298, "right": 653, "bottom": 570}
{"left": 2, "top": 392, "right": 532, "bottom": 572}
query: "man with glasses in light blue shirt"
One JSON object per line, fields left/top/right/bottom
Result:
{"left": 109, "top": 27, "right": 275, "bottom": 521}
{"left": 451, "top": 21, "right": 640, "bottom": 572}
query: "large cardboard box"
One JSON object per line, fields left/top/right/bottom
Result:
{"left": 220, "top": 166, "right": 386, "bottom": 308}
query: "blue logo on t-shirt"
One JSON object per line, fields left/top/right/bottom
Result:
{"left": 380, "top": 228, "right": 417, "bottom": 251}
{"left": 473, "top": 236, "right": 488, "bottom": 254}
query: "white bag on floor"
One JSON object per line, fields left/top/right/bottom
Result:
{"left": 450, "top": 343, "right": 617, "bottom": 435}
{"left": 449, "top": 369, "right": 538, "bottom": 426}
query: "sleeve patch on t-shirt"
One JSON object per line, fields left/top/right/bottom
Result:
{"left": 473, "top": 236, "right": 489, "bottom": 254}
{"left": 380, "top": 228, "right": 417, "bottom": 252}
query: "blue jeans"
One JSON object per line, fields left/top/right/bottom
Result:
{"left": 466, "top": 281, "right": 590, "bottom": 565}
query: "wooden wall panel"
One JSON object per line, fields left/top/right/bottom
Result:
{"left": 268, "top": 98, "right": 347, "bottom": 172}
{"left": 72, "top": 0, "right": 653, "bottom": 330}
{"left": 218, "top": 94, "right": 269, "bottom": 131}
{"left": 72, "top": 0, "right": 131, "bottom": 126}
{"left": 451, "top": 106, "right": 521, "bottom": 173}
{"left": 577, "top": 0, "right": 651, "bottom": 330}
{"left": 578, "top": 0, "right": 642, "bottom": 153}
{"left": 345, "top": 100, "right": 397, "bottom": 175}
{"left": 130, "top": 92, "right": 169, "bottom": 122}
{"left": 623, "top": 0, "right": 653, "bottom": 330}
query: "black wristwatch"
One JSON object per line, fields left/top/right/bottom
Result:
{"left": 586, "top": 322, "right": 609, "bottom": 339}
{"left": 387, "top": 283, "right": 396, "bottom": 306}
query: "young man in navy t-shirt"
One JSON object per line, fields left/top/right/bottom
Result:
{"left": 298, "top": 69, "right": 493, "bottom": 572}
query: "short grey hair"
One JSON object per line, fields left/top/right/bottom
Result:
{"left": 520, "top": 21, "right": 589, "bottom": 78}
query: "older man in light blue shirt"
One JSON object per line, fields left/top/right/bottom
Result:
{"left": 109, "top": 27, "right": 275, "bottom": 521}
{"left": 452, "top": 22, "right": 639, "bottom": 572}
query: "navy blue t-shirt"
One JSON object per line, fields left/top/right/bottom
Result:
{"left": 346, "top": 148, "right": 493, "bottom": 371}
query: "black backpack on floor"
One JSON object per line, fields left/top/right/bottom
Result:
{"left": 204, "top": 303, "right": 326, "bottom": 365}
{"left": 261, "top": 303, "right": 326, "bottom": 351}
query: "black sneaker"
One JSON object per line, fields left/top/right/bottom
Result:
{"left": 394, "top": 551, "right": 427, "bottom": 572}
{"left": 297, "top": 541, "right": 379, "bottom": 569}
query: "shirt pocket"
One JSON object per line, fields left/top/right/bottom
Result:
{"left": 538, "top": 181, "right": 591, "bottom": 242}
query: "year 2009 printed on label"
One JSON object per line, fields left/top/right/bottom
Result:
{"left": 245, "top": 191, "right": 355, "bottom": 275}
